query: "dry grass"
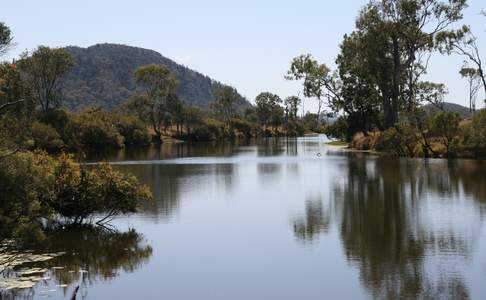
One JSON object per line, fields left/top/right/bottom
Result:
{"left": 351, "top": 132, "right": 379, "bottom": 150}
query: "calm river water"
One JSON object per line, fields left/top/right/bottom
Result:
{"left": 4, "top": 135, "right": 486, "bottom": 299}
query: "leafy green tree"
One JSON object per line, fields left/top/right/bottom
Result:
{"left": 325, "top": 116, "right": 349, "bottom": 141}
{"left": 284, "top": 96, "right": 301, "bottom": 121}
{"left": 286, "top": 54, "right": 337, "bottom": 120}
{"left": 348, "top": 7, "right": 396, "bottom": 127}
{"left": 270, "top": 105, "right": 284, "bottom": 130}
{"left": 50, "top": 154, "right": 152, "bottom": 225}
{"left": 0, "top": 63, "right": 33, "bottom": 157}
{"left": 243, "top": 107, "right": 259, "bottom": 124}
{"left": 17, "top": 46, "right": 74, "bottom": 112}
{"left": 347, "top": 0, "right": 466, "bottom": 128}
{"left": 335, "top": 32, "right": 382, "bottom": 135}
{"left": 0, "top": 151, "right": 152, "bottom": 239}
{"left": 0, "top": 23, "right": 26, "bottom": 115}
{"left": 429, "top": 112, "right": 460, "bottom": 156}
{"left": 0, "top": 151, "right": 54, "bottom": 242}
{"left": 255, "top": 92, "right": 282, "bottom": 131}
{"left": 198, "top": 118, "right": 226, "bottom": 140}
{"left": 182, "top": 106, "right": 203, "bottom": 135}
{"left": 212, "top": 85, "right": 239, "bottom": 127}
{"left": 129, "top": 64, "right": 179, "bottom": 144}
{"left": 0, "top": 114, "right": 27, "bottom": 158}
{"left": 135, "top": 64, "right": 178, "bottom": 103}
{"left": 302, "top": 112, "right": 320, "bottom": 133}
{"left": 124, "top": 95, "right": 151, "bottom": 124}
{"left": 459, "top": 66, "right": 482, "bottom": 112}
{"left": 112, "top": 114, "right": 151, "bottom": 146}
{"left": 37, "top": 109, "right": 71, "bottom": 143}
{"left": 414, "top": 81, "right": 447, "bottom": 109}
{"left": 283, "top": 96, "right": 303, "bottom": 136}
{"left": 0, "top": 63, "right": 33, "bottom": 116}
{"left": 166, "top": 94, "right": 184, "bottom": 135}
{"left": 375, "top": 127, "right": 411, "bottom": 156}
{"left": 0, "top": 22, "right": 13, "bottom": 58}
{"left": 405, "top": 109, "right": 437, "bottom": 158}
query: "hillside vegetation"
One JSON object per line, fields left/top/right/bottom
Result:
{"left": 422, "top": 102, "right": 472, "bottom": 119}
{"left": 61, "top": 43, "right": 249, "bottom": 111}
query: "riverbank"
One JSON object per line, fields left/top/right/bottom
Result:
{"left": 325, "top": 108, "right": 486, "bottom": 160}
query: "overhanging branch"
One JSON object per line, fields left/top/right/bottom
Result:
{"left": 0, "top": 99, "right": 24, "bottom": 114}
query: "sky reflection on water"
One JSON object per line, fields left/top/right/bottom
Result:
{"left": 4, "top": 136, "right": 486, "bottom": 299}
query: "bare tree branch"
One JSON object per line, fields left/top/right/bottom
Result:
{"left": 0, "top": 99, "right": 24, "bottom": 114}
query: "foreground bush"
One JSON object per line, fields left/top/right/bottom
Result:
{"left": 51, "top": 154, "right": 152, "bottom": 225}
{"left": 0, "top": 151, "right": 152, "bottom": 242}
{"left": 0, "top": 152, "right": 55, "bottom": 242}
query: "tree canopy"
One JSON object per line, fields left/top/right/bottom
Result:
{"left": 17, "top": 46, "right": 75, "bottom": 112}
{"left": 0, "top": 22, "right": 13, "bottom": 57}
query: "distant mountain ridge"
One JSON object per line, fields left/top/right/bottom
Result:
{"left": 422, "top": 102, "right": 472, "bottom": 119}
{"left": 61, "top": 43, "right": 249, "bottom": 111}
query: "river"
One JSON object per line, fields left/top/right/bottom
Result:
{"left": 3, "top": 135, "right": 486, "bottom": 299}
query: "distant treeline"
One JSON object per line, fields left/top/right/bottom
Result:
{"left": 1, "top": 45, "right": 326, "bottom": 153}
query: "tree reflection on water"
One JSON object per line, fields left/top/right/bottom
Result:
{"left": 0, "top": 227, "right": 152, "bottom": 300}
{"left": 292, "top": 194, "right": 330, "bottom": 242}
{"left": 293, "top": 157, "right": 486, "bottom": 299}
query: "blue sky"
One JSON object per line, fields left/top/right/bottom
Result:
{"left": 2, "top": 0, "right": 485, "bottom": 112}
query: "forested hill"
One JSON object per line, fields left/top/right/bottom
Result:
{"left": 422, "top": 102, "right": 472, "bottom": 119}
{"left": 61, "top": 43, "right": 250, "bottom": 111}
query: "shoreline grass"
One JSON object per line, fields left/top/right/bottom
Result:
{"left": 325, "top": 140, "right": 349, "bottom": 147}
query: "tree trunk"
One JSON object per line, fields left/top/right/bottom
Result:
{"left": 470, "top": 80, "right": 473, "bottom": 113}
{"left": 155, "top": 133, "right": 162, "bottom": 145}
{"left": 479, "top": 68, "right": 486, "bottom": 104}
{"left": 382, "top": 90, "right": 394, "bottom": 129}
{"left": 391, "top": 36, "right": 401, "bottom": 127}
{"left": 153, "top": 125, "right": 163, "bottom": 145}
